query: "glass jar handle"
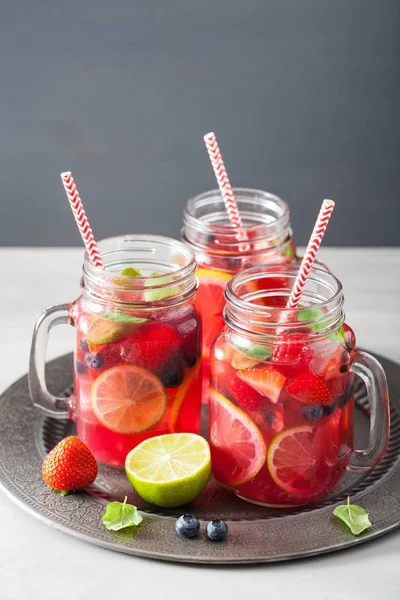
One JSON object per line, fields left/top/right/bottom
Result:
{"left": 29, "top": 303, "right": 74, "bottom": 419}
{"left": 348, "top": 349, "right": 390, "bottom": 472}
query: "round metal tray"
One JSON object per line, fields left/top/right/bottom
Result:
{"left": 0, "top": 352, "right": 399, "bottom": 564}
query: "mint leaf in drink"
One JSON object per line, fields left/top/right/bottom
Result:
{"left": 231, "top": 343, "right": 272, "bottom": 369}
{"left": 144, "top": 272, "right": 181, "bottom": 301}
{"left": 103, "top": 312, "right": 147, "bottom": 324}
{"left": 121, "top": 267, "right": 142, "bottom": 277}
{"left": 298, "top": 308, "right": 324, "bottom": 322}
{"left": 236, "top": 343, "right": 272, "bottom": 361}
{"left": 298, "top": 307, "right": 329, "bottom": 332}
{"left": 329, "top": 325, "right": 346, "bottom": 344}
{"left": 280, "top": 243, "right": 295, "bottom": 260}
{"left": 102, "top": 496, "right": 143, "bottom": 531}
{"left": 333, "top": 496, "right": 371, "bottom": 535}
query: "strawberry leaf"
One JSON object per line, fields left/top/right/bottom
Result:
{"left": 333, "top": 496, "right": 371, "bottom": 535}
{"left": 102, "top": 496, "right": 143, "bottom": 531}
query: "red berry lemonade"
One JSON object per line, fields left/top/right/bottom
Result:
{"left": 182, "top": 188, "right": 297, "bottom": 397}
{"left": 73, "top": 303, "right": 202, "bottom": 467}
{"left": 209, "top": 267, "right": 357, "bottom": 507}
{"left": 69, "top": 235, "right": 202, "bottom": 468}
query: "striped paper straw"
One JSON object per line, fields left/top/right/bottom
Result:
{"left": 286, "top": 199, "right": 335, "bottom": 309}
{"left": 203, "top": 132, "right": 243, "bottom": 227}
{"left": 60, "top": 172, "right": 104, "bottom": 268}
{"left": 272, "top": 199, "right": 335, "bottom": 361}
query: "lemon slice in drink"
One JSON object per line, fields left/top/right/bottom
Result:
{"left": 125, "top": 433, "right": 211, "bottom": 508}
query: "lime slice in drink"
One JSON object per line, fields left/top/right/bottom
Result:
{"left": 125, "top": 433, "right": 211, "bottom": 508}
{"left": 84, "top": 313, "right": 145, "bottom": 345}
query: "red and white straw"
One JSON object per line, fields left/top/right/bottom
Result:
{"left": 286, "top": 199, "right": 335, "bottom": 309}
{"left": 60, "top": 172, "right": 104, "bottom": 268}
{"left": 272, "top": 199, "right": 335, "bottom": 361}
{"left": 203, "top": 132, "right": 243, "bottom": 227}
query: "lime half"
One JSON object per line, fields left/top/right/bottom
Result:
{"left": 125, "top": 433, "right": 211, "bottom": 508}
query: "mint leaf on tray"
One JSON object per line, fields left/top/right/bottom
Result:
{"left": 102, "top": 496, "right": 143, "bottom": 532}
{"left": 333, "top": 496, "right": 371, "bottom": 535}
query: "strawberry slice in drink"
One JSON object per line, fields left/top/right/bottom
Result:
{"left": 226, "top": 375, "right": 268, "bottom": 411}
{"left": 287, "top": 370, "right": 332, "bottom": 406}
{"left": 237, "top": 365, "right": 286, "bottom": 403}
{"left": 211, "top": 346, "right": 267, "bottom": 411}
{"left": 209, "top": 389, "right": 267, "bottom": 486}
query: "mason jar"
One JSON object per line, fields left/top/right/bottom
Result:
{"left": 29, "top": 235, "right": 202, "bottom": 468}
{"left": 209, "top": 264, "right": 390, "bottom": 507}
{"left": 182, "top": 188, "right": 297, "bottom": 398}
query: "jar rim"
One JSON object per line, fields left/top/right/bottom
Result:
{"left": 82, "top": 234, "right": 197, "bottom": 307}
{"left": 84, "top": 234, "right": 195, "bottom": 280}
{"left": 183, "top": 187, "right": 291, "bottom": 238}
{"left": 225, "top": 264, "right": 344, "bottom": 332}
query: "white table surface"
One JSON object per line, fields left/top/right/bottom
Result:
{"left": 1, "top": 247, "right": 399, "bottom": 600}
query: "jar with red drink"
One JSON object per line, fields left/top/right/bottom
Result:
{"left": 209, "top": 264, "right": 390, "bottom": 506}
{"left": 182, "top": 188, "right": 297, "bottom": 394}
{"left": 30, "top": 235, "right": 202, "bottom": 467}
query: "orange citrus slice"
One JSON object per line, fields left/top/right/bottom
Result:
{"left": 196, "top": 268, "right": 231, "bottom": 315}
{"left": 197, "top": 268, "right": 232, "bottom": 358}
{"left": 209, "top": 389, "right": 266, "bottom": 485}
{"left": 267, "top": 426, "right": 319, "bottom": 493}
{"left": 90, "top": 365, "right": 167, "bottom": 435}
{"left": 170, "top": 361, "right": 201, "bottom": 432}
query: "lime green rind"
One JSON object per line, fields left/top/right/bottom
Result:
{"left": 84, "top": 313, "right": 146, "bottom": 345}
{"left": 125, "top": 434, "right": 211, "bottom": 508}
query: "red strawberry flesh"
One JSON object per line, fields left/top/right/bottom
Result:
{"left": 121, "top": 322, "right": 181, "bottom": 374}
{"left": 287, "top": 370, "right": 332, "bottom": 406}
{"left": 237, "top": 366, "right": 286, "bottom": 404}
{"left": 226, "top": 376, "right": 267, "bottom": 411}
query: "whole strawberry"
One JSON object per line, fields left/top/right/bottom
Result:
{"left": 42, "top": 436, "right": 98, "bottom": 495}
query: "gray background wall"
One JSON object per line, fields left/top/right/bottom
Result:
{"left": 0, "top": 0, "right": 399, "bottom": 247}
